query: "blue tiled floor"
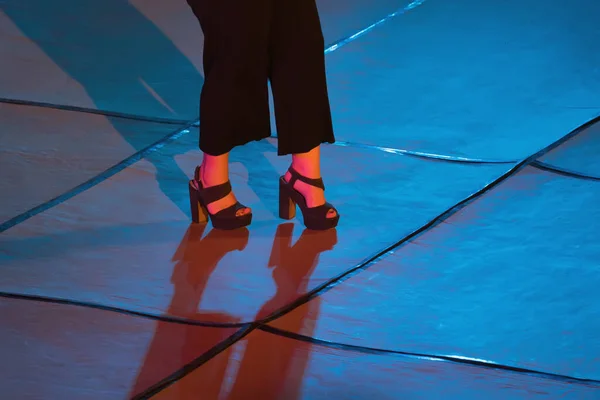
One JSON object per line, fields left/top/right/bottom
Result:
{"left": 1, "top": 0, "right": 599, "bottom": 398}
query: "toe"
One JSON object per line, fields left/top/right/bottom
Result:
{"left": 236, "top": 207, "right": 251, "bottom": 217}
{"left": 327, "top": 209, "right": 337, "bottom": 218}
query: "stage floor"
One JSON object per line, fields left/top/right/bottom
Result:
{"left": 1, "top": 0, "right": 599, "bottom": 398}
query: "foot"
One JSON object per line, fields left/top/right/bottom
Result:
{"left": 283, "top": 169, "right": 337, "bottom": 219}
{"left": 199, "top": 166, "right": 251, "bottom": 217}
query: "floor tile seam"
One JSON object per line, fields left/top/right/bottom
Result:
{"left": 130, "top": 325, "right": 254, "bottom": 400}
{"left": 322, "top": 0, "right": 429, "bottom": 56}
{"left": 0, "top": 291, "right": 249, "bottom": 328}
{"left": 257, "top": 325, "right": 600, "bottom": 387}
{"left": 0, "top": 97, "right": 192, "bottom": 125}
{"left": 267, "top": 135, "right": 519, "bottom": 164}
{"left": 530, "top": 160, "right": 600, "bottom": 182}
{"left": 0, "top": 121, "right": 195, "bottom": 233}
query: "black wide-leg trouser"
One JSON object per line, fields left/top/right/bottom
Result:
{"left": 186, "top": 0, "right": 336, "bottom": 156}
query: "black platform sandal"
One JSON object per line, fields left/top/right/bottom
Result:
{"left": 279, "top": 167, "right": 339, "bottom": 230}
{"left": 188, "top": 166, "right": 252, "bottom": 230}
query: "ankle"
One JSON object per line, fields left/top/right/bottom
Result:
{"left": 290, "top": 164, "right": 320, "bottom": 179}
{"left": 291, "top": 150, "right": 322, "bottom": 179}
{"left": 201, "top": 153, "right": 230, "bottom": 185}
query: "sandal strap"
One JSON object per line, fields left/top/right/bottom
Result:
{"left": 287, "top": 167, "right": 325, "bottom": 190}
{"left": 214, "top": 201, "right": 248, "bottom": 217}
{"left": 198, "top": 181, "right": 233, "bottom": 205}
{"left": 194, "top": 166, "right": 233, "bottom": 205}
{"left": 306, "top": 202, "right": 337, "bottom": 218}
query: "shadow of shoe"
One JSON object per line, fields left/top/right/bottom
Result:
{"left": 222, "top": 223, "right": 338, "bottom": 399}
{"left": 129, "top": 224, "right": 249, "bottom": 397}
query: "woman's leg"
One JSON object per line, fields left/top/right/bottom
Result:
{"left": 269, "top": 0, "right": 337, "bottom": 217}
{"left": 186, "top": 0, "right": 273, "bottom": 215}
{"left": 285, "top": 147, "right": 336, "bottom": 218}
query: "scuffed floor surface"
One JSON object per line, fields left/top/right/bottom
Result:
{"left": 1, "top": 0, "right": 599, "bottom": 399}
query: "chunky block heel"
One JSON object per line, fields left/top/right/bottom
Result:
{"left": 279, "top": 178, "right": 297, "bottom": 220}
{"left": 278, "top": 167, "right": 339, "bottom": 230}
{"left": 188, "top": 166, "right": 252, "bottom": 230}
{"left": 188, "top": 181, "right": 209, "bottom": 223}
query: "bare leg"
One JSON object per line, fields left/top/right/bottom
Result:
{"left": 200, "top": 153, "right": 251, "bottom": 217}
{"left": 284, "top": 146, "right": 337, "bottom": 218}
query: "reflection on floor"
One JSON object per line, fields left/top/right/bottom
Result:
{"left": 1, "top": 0, "right": 599, "bottom": 398}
